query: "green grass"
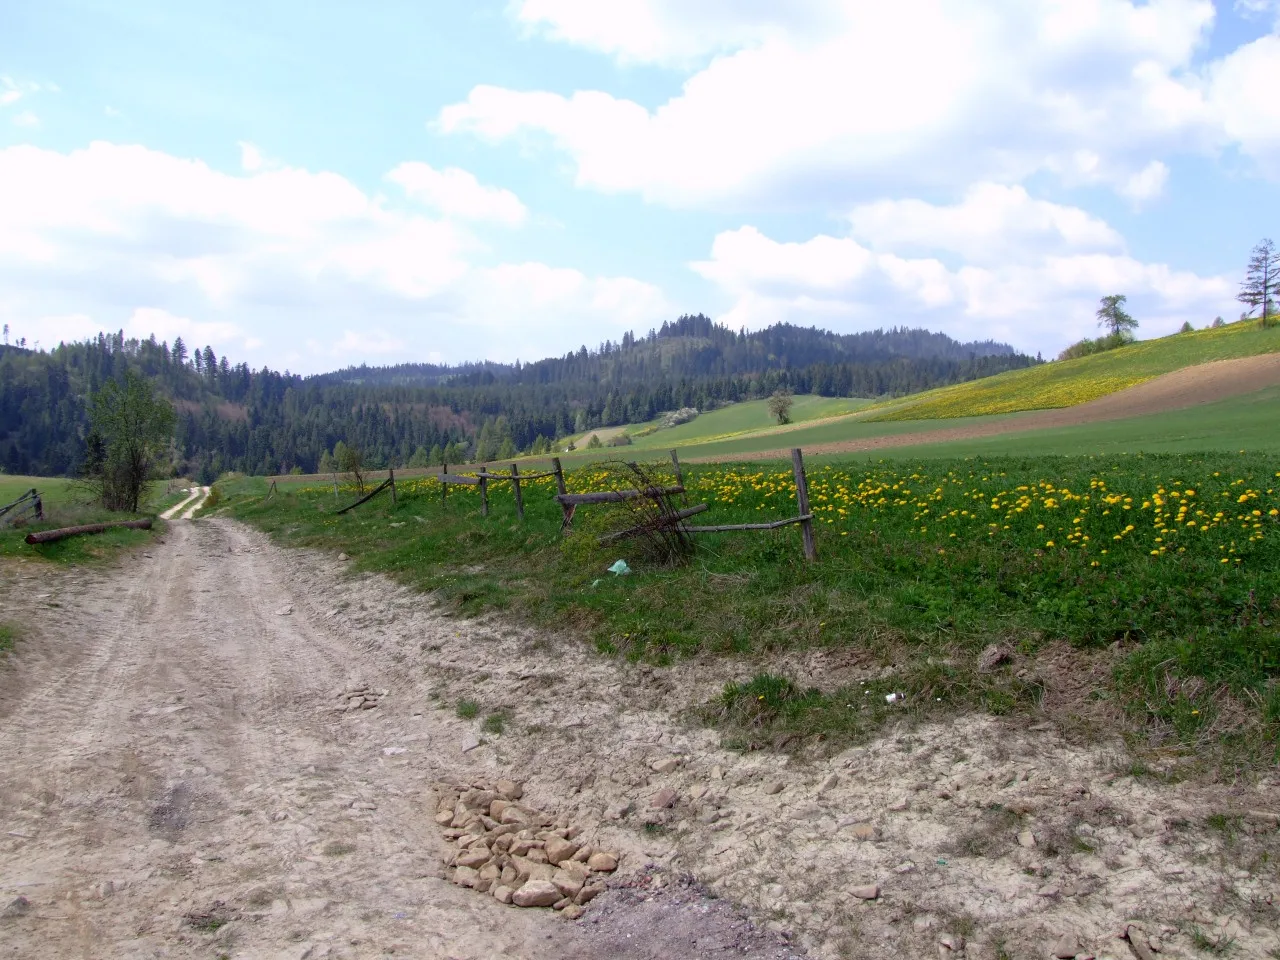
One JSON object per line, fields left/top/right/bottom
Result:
{"left": 0, "top": 474, "right": 167, "bottom": 564}
{"left": 623, "top": 396, "right": 873, "bottom": 447}
{"left": 0, "top": 622, "right": 16, "bottom": 654}
{"left": 822, "top": 385, "right": 1280, "bottom": 461}
{"left": 456, "top": 699, "right": 480, "bottom": 720}
{"left": 867, "top": 318, "right": 1280, "bottom": 422}
{"left": 574, "top": 380, "right": 1280, "bottom": 463}
{"left": 223, "top": 448, "right": 1280, "bottom": 769}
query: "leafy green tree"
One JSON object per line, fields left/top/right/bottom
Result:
{"left": 1178, "top": 321, "right": 1194, "bottom": 333}
{"left": 768, "top": 388, "right": 794, "bottom": 425}
{"left": 586, "top": 434, "right": 602, "bottom": 449}
{"left": 335, "top": 441, "right": 365, "bottom": 493}
{"left": 428, "top": 443, "right": 443, "bottom": 466}
{"left": 1238, "top": 238, "right": 1279, "bottom": 327}
{"left": 1096, "top": 294, "right": 1137, "bottom": 341}
{"left": 497, "top": 437, "right": 516, "bottom": 460}
{"left": 84, "top": 371, "right": 175, "bottom": 512}
{"left": 407, "top": 445, "right": 430, "bottom": 468}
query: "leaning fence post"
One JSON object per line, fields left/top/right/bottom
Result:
{"left": 389, "top": 468, "right": 396, "bottom": 505}
{"left": 670, "top": 449, "right": 683, "bottom": 487}
{"left": 442, "top": 463, "right": 448, "bottom": 503}
{"left": 552, "top": 457, "right": 573, "bottom": 532}
{"left": 511, "top": 463, "right": 524, "bottom": 520}
{"left": 791, "top": 447, "right": 817, "bottom": 562}
{"left": 479, "top": 475, "right": 489, "bottom": 517}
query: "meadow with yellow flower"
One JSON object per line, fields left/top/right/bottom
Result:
{"left": 224, "top": 448, "right": 1280, "bottom": 765}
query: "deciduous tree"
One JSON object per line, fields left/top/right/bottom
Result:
{"left": 84, "top": 371, "right": 175, "bottom": 512}
{"left": 1096, "top": 294, "right": 1137, "bottom": 342}
{"left": 768, "top": 388, "right": 794, "bottom": 425}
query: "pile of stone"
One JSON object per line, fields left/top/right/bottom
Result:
{"left": 333, "top": 682, "right": 386, "bottom": 712}
{"left": 434, "top": 778, "right": 619, "bottom": 920}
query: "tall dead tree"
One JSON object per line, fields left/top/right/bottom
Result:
{"left": 1239, "top": 238, "right": 1279, "bottom": 327}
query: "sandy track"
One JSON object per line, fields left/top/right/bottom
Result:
{"left": 1, "top": 520, "right": 1277, "bottom": 959}
{"left": 711, "top": 353, "right": 1280, "bottom": 461}
{"left": 0, "top": 521, "right": 798, "bottom": 960}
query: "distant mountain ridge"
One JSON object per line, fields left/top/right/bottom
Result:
{"left": 1, "top": 316, "right": 1035, "bottom": 479}
{"left": 320, "top": 315, "right": 1023, "bottom": 388}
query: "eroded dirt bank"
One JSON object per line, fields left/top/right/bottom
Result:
{"left": 1, "top": 518, "right": 1276, "bottom": 959}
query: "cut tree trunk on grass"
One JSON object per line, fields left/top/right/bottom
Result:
{"left": 25, "top": 519, "right": 153, "bottom": 544}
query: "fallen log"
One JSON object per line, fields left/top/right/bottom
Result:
{"left": 25, "top": 519, "right": 153, "bottom": 545}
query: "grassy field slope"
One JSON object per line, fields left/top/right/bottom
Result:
{"left": 868, "top": 319, "right": 1280, "bottom": 422}
{"left": 0, "top": 475, "right": 172, "bottom": 562}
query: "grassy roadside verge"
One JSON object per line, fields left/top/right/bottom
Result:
{"left": 219, "top": 451, "right": 1280, "bottom": 771}
{"left": 1, "top": 475, "right": 171, "bottom": 564}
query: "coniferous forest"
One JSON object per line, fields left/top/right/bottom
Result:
{"left": 1, "top": 315, "right": 1036, "bottom": 481}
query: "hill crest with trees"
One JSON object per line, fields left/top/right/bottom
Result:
{"left": 0, "top": 317, "right": 1035, "bottom": 480}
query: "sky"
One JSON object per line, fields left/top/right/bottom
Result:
{"left": 2, "top": 0, "right": 1278, "bottom": 374}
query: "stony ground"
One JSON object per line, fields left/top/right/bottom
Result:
{"left": 1, "top": 516, "right": 1277, "bottom": 960}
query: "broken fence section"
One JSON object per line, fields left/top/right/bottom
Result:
{"left": 0, "top": 488, "right": 43, "bottom": 528}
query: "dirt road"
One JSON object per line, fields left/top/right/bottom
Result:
{"left": 2, "top": 518, "right": 1277, "bottom": 959}
{"left": 0, "top": 519, "right": 799, "bottom": 960}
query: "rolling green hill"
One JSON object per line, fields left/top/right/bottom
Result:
{"left": 865, "top": 319, "right": 1280, "bottom": 422}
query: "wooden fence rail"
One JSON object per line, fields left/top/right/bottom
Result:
{"left": 335, "top": 470, "right": 397, "bottom": 515}
{"left": 0, "top": 488, "right": 42, "bottom": 527}
{"left": 313, "top": 444, "right": 817, "bottom": 561}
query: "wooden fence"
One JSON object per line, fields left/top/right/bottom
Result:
{"left": 0, "top": 488, "right": 42, "bottom": 528}
{"left": 320, "top": 445, "right": 819, "bottom": 562}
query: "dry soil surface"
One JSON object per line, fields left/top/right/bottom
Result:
{"left": 721, "top": 353, "right": 1280, "bottom": 461}
{"left": 1, "top": 518, "right": 1277, "bottom": 960}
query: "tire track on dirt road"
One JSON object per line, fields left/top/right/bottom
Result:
{"left": 0, "top": 518, "right": 804, "bottom": 960}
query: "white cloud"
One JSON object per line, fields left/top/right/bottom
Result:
{"left": 11, "top": 111, "right": 39, "bottom": 128}
{"left": 1118, "top": 160, "right": 1171, "bottom": 202}
{"left": 3, "top": 142, "right": 670, "bottom": 370}
{"left": 1, "top": 75, "right": 52, "bottom": 112}
{"left": 331, "top": 329, "right": 406, "bottom": 356}
{"left": 446, "top": 0, "right": 1280, "bottom": 205}
{"left": 238, "top": 141, "right": 265, "bottom": 172}
{"left": 511, "top": 0, "right": 843, "bottom": 67}
{"left": 385, "top": 162, "right": 527, "bottom": 225}
{"left": 36, "top": 308, "right": 249, "bottom": 352}
{"left": 1234, "top": 0, "right": 1280, "bottom": 25}
{"left": 846, "top": 183, "right": 1124, "bottom": 264}
{"left": 1205, "top": 34, "right": 1280, "bottom": 173}
{"left": 692, "top": 200, "right": 1235, "bottom": 355}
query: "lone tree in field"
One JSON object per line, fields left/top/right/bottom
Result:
{"left": 768, "top": 388, "right": 794, "bottom": 425}
{"left": 1096, "top": 294, "right": 1137, "bottom": 342}
{"left": 335, "top": 441, "right": 366, "bottom": 493}
{"left": 84, "top": 371, "right": 175, "bottom": 513}
{"left": 1238, "top": 238, "right": 1279, "bottom": 328}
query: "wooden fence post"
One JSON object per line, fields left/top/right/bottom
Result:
{"left": 332, "top": 472, "right": 339, "bottom": 499}
{"left": 552, "top": 457, "right": 573, "bottom": 531}
{"left": 479, "top": 475, "right": 489, "bottom": 517}
{"left": 389, "top": 468, "right": 396, "bottom": 505}
{"left": 670, "top": 449, "right": 683, "bottom": 487}
{"left": 511, "top": 463, "right": 524, "bottom": 520}
{"left": 442, "top": 464, "right": 448, "bottom": 503}
{"left": 791, "top": 448, "right": 817, "bottom": 562}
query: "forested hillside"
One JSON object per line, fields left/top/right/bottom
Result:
{"left": 0, "top": 317, "right": 1036, "bottom": 480}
